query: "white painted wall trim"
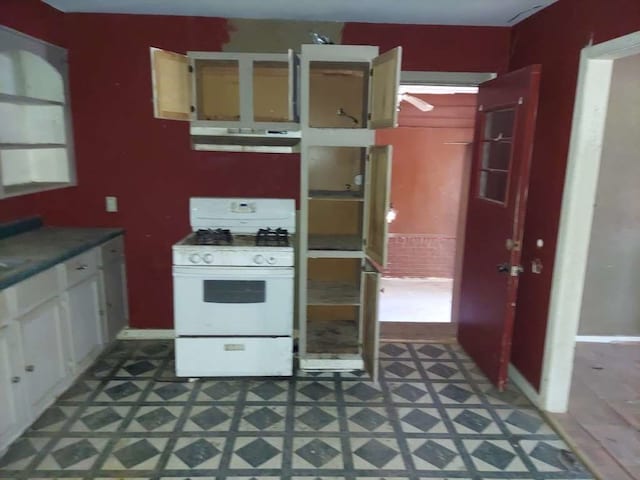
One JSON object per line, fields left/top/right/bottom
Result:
{"left": 401, "top": 71, "right": 496, "bottom": 86}
{"left": 540, "top": 30, "right": 640, "bottom": 413}
{"left": 508, "top": 363, "right": 540, "bottom": 405}
{"left": 117, "top": 328, "right": 175, "bottom": 340}
{"left": 576, "top": 335, "right": 640, "bottom": 343}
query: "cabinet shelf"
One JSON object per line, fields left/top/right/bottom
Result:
{"left": 307, "top": 281, "right": 360, "bottom": 305}
{"left": 308, "top": 190, "right": 364, "bottom": 201}
{"left": 0, "top": 93, "right": 64, "bottom": 106}
{"left": 306, "top": 319, "right": 359, "bottom": 354}
{"left": 308, "top": 234, "right": 362, "bottom": 252}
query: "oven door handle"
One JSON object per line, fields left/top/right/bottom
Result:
{"left": 172, "top": 265, "right": 294, "bottom": 278}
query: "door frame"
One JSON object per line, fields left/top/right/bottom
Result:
{"left": 539, "top": 30, "right": 640, "bottom": 412}
{"left": 380, "top": 71, "right": 493, "bottom": 335}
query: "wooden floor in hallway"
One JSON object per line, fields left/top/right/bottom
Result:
{"left": 548, "top": 342, "right": 640, "bottom": 480}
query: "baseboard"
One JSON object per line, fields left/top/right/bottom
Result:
{"left": 380, "top": 322, "right": 457, "bottom": 343}
{"left": 576, "top": 335, "right": 640, "bottom": 343}
{"left": 508, "top": 363, "right": 541, "bottom": 407}
{"left": 117, "top": 328, "right": 175, "bottom": 340}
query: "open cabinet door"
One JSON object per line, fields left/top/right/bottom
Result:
{"left": 150, "top": 47, "right": 191, "bottom": 121}
{"left": 365, "top": 146, "right": 392, "bottom": 267}
{"left": 457, "top": 65, "right": 541, "bottom": 390}
{"left": 369, "top": 47, "right": 402, "bottom": 129}
{"left": 362, "top": 268, "right": 380, "bottom": 380}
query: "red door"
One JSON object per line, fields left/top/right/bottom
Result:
{"left": 457, "top": 65, "right": 541, "bottom": 390}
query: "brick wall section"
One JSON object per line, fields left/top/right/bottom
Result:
{"left": 384, "top": 234, "right": 456, "bottom": 278}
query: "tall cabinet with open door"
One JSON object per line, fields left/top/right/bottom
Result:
{"left": 297, "top": 44, "right": 402, "bottom": 379}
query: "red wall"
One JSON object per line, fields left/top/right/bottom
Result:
{"left": 0, "top": 1, "right": 510, "bottom": 329}
{"left": 508, "top": 0, "right": 640, "bottom": 389}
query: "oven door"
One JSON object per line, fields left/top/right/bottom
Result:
{"left": 173, "top": 265, "right": 293, "bottom": 336}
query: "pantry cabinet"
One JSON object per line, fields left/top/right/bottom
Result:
{"left": 297, "top": 44, "right": 401, "bottom": 379}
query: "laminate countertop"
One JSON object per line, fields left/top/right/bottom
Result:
{"left": 0, "top": 220, "right": 123, "bottom": 290}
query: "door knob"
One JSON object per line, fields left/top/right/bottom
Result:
{"left": 497, "top": 263, "right": 524, "bottom": 276}
{"left": 11, "top": 376, "right": 20, "bottom": 383}
{"left": 25, "top": 364, "right": 35, "bottom": 372}
{"left": 497, "top": 263, "right": 510, "bottom": 273}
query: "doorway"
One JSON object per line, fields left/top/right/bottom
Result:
{"left": 376, "top": 81, "right": 478, "bottom": 336}
{"left": 538, "top": 34, "right": 640, "bottom": 479}
{"left": 539, "top": 31, "right": 640, "bottom": 416}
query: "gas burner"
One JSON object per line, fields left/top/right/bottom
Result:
{"left": 195, "top": 228, "right": 232, "bottom": 245}
{"left": 256, "top": 228, "right": 289, "bottom": 247}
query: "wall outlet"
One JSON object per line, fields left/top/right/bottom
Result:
{"left": 105, "top": 196, "right": 118, "bottom": 212}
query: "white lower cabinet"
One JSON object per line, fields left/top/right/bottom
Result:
{"left": 0, "top": 234, "right": 128, "bottom": 457}
{"left": 18, "top": 297, "right": 67, "bottom": 415}
{"left": 0, "top": 323, "right": 28, "bottom": 450}
{"left": 99, "top": 237, "right": 128, "bottom": 343}
{"left": 65, "top": 275, "right": 102, "bottom": 368}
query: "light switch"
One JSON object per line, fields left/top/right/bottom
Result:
{"left": 105, "top": 196, "right": 118, "bottom": 212}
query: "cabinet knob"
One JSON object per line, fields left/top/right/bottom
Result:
{"left": 12, "top": 376, "right": 21, "bottom": 383}
{"left": 75, "top": 264, "right": 89, "bottom": 270}
{"left": 25, "top": 364, "right": 35, "bottom": 372}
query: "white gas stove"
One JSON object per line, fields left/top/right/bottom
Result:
{"left": 172, "top": 197, "right": 295, "bottom": 377}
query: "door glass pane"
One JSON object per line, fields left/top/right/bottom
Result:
{"left": 253, "top": 61, "right": 289, "bottom": 122}
{"left": 484, "top": 108, "right": 515, "bottom": 140}
{"left": 481, "top": 141, "right": 512, "bottom": 170}
{"left": 203, "top": 280, "right": 265, "bottom": 304}
{"left": 478, "top": 108, "right": 515, "bottom": 204}
{"left": 194, "top": 59, "right": 240, "bottom": 121}
{"left": 479, "top": 171, "right": 508, "bottom": 203}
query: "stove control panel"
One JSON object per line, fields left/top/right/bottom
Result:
{"left": 174, "top": 248, "right": 293, "bottom": 267}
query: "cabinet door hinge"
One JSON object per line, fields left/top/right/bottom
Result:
{"left": 190, "top": 106, "right": 195, "bottom": 113}
{"left": 188, "top": 65, "right": 193, "bottom": 73}
{"left": 367, "top": 113, "right": 372, "bottom": 121}
{"left": 370, "top": 68, "right": 374, "bottom": 77}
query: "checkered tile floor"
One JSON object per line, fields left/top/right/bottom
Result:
{"left": 0, "top": 340, "right": 593, "bottom": 479}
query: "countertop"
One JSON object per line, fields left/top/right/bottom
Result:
{"left": 0, "top": 225, "right": 124, "bottom": 290}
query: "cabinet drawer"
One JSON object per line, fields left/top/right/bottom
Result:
{"left": 15, "top": 268, "right": 59, "bottom": 315}
{"left": 64, "top": 249, "right": 98, "bottom": 286}
{"left": 175, "top": 337, "right": 292, "bottom": 377}
{"left": 100, "top": 236, "right": 124, "bottom": 265}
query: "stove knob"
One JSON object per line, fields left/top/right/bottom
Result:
{"left": 203, "top": 253, "right": 213, "bottom": 264}
{"left": 253, "top": 254, "right": 265, "bottom": 265}
{"left": 267, "top": 256, "right": 276, "bottom": 265}
{"left": 189, "top": 253, "right": 202, "bottom": 264}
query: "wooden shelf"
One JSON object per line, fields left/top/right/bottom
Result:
{"left": 306, "top": 319, "right": 359, "bottom": 354}
{"left": 309, "top": 190, "right": 364, "bottom": 201}
{"left": 308, "top": 234, "right": 362, "bottom": 252}
{"left": 0, "top": 93, "right": 65, "bottom": 106}
{"left": 307, "top": 281, "right": 360, "bottom": 305}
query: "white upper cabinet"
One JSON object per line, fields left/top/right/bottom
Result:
{"left": 151, "top": 48, "right": 299, "bottom": 129}
{"left": 150, "top": 48, "right": 192, "bottom": 121}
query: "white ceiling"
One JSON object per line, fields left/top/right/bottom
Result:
{"left": 43, "top": 0, "right": 557, "bottom": 26}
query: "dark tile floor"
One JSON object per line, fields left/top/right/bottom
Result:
{"left": 0, "top": 340, "right": 593, "bottom": 479}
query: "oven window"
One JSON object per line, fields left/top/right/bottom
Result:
{"left": 203, "top": 280, "right": 266, "bottom": 303}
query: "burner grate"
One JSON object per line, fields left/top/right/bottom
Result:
{"left": 256, "top": 228, "right": 289, "bottom": 247}
{"left": 195, "top": 228, "right": 233, "bottom": 245}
